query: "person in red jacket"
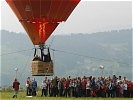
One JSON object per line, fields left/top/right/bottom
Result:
{"left": 81, "top": 78, "right": 87, "bottom": 97}
{"left": 12, "top": 78, "right": 20, "bottom": 98}
{"left": 63, "top": 78, "right": 70, "bottom": 97}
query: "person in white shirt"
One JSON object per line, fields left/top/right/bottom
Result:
{"left": 86, "top": 78, "right": 91, "bottom": 97}
{"left": 41, "top": 80, "right": 47, "bottom": 97}
{"left": 123, "top": 81, "right": 128, "bottom": 97}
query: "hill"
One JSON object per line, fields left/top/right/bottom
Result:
{"left": 1, "top": 29, "right": 132, "bottom": 86}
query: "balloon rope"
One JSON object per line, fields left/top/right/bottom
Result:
{"left": 0, "top": 48, "right": 34, "bottom": 56}
{"left": 54, "top": 1, "right": 62, "bottom": 20}
{"left": 47, "top": 0, "right": 52, "bottom": 18}
{"left": 19, "top": 50, "right": 33, "bottom": 79}
{"left": 29, "top": 0, "right": 34, "bottom": 19}
{"left": 40, "top": 0, "right": 41, "bottom": 18}
{"left": 50, "top": 48, "right": 131, "bottom": 66}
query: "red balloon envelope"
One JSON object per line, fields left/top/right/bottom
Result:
{"left": 6, "top": 0, "right": 80, "bottom": 45}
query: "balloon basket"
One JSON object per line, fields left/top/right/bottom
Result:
{"left": 31, "top": 60, "right": 54, "bottom": 76}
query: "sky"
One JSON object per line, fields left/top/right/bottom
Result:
{"left": 0, "top": 0, "right": 132, "bottom": 35}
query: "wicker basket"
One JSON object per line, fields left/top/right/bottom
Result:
{"left": 31, "top": 60, "right": 54, "bottom": 76}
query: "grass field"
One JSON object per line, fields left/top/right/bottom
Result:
{"left": 0, "top": 91, "right": 132, "bottom": 100}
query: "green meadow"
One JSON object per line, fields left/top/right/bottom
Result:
{"left": 0, "top": 91, "right": 132, "bottom": 100}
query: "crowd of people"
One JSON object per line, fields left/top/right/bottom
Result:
{"left": 25, "top": 75, "right": 133, "bottom": 98}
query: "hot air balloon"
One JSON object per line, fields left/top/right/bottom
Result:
{"left": 6, "top": 0, "right": 80, "bottom": 76}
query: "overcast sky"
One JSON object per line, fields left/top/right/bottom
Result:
{"left": 0, "top": 1, "right": 132, "bottom": 35}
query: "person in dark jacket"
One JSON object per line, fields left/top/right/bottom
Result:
{"left": 32, "top": 78, "right": 37, "bottom": 96}
{"left": 52, "top": 76, "right": 58, "bottom": 97}
{"left": 26, "top": 77, "right": 32, "bottom": 96}
{"left": 13, "top": 78, "right": 20, "bottom": 98}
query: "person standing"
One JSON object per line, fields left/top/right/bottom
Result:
{"left": 12, "top": 78, "right": 20, "bottom": 98}
{"left": 26, "top": 77, "right": 32, "bottom": 96}
{"left": 32, "top": 78, "right": 37, "bottom": 96}
{"left": 123, "top": 81, "right": 128, "bottom": 97}
{"left": 81, "top": 78, "right": 86, "bottom": 97}
{"left": 86, "top": 77, "right": 91, "bottom": 97}
{"left": 58, "top": 78, "right": 64, "bottom": 97}
{"left": 41, "top": 80, "right": 47, "bottom": 97}
{"left": 91, "top": 77, "right": 96, "bottom": 97}
{"left": 52, "top": 76, "right": 58, "bottom": 97}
